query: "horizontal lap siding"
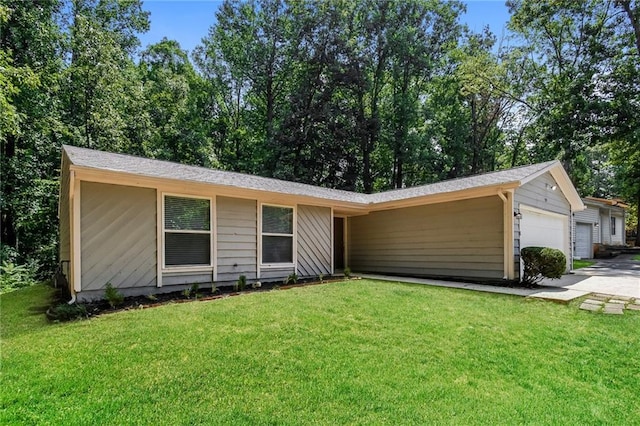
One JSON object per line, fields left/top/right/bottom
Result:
{"left": 349, "top": 196, "right": 504, "bottom": 279}
{"left": 217, "top": 196, "right": 257, "bottom": 282}
{"left": 575, "top": 206, "right": 600, "bottom": 244}
{"left": 297, "top": 205, "right": 331, "bottom": 277}
{"left": 514, "top": 173, "right": 571, "bottom": 276}
{"left": 260, "top": 267, "right": 295, "bottom": 281}
{"left": 514, "top": 172, "right": 570, "bottom": 216}
{"left": 81, "top": 182, "right": 156, "bottom": 291}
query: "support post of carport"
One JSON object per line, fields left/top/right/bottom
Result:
{"left": 498, "top": 190, "right": 515, "bottom": 280}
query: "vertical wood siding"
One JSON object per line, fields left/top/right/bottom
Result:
{"left": 80, "top": 182, "right": 157, "bottom": 291}
{"left": 297, "top": 205, "right": 331, "bottom": 277}
{"left": 216, "top": 196, "right": 257, "bottom": 282}
{"left": 349, "top": 196, "right": 504, "bottom": 279}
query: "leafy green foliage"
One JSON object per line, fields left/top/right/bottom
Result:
{"left": 104, "top": 283, "right": 124, "bottom": 308}
{"left": 521, "top": 246, "right": 567, "bottom": 285}
{"left": 47, "top": 303, "right": 88, "bottom": 322}
{"left": 284, "top": 273, "right": 298, "bottom": 285}
{"left": 0, "top": 261, "right": 37, "bottom": 293}
{"left": 237, "top": 275, "right": 247, "bottom": 291}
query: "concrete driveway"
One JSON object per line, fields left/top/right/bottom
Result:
{"left": 543, "top": 254, "right": 640, "bottom": 298}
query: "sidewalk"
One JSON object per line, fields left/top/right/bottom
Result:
{"left": 359, "top": 274, "right": 589, "bottom": 302}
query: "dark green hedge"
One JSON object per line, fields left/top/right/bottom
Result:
{"left": 521, "top": 246, "right": 566, "bottom": 285}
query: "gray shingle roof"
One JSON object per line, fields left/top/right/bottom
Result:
{"left": 367, "top": 161, "right": 557, "bottom": 204}
{"left": 63, "top": 145, "right": 558, "bottom": 206}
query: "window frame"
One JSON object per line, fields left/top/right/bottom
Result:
{"left": 611, "top": 216, "right": 616, "bottom": 236}
{"left": 259, "top": 203, "right": 296, "bottom": 268}
{"left": 162, "top": 193, "right": 214, "bottom": 271}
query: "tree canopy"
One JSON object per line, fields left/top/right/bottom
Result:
{"left": 1, "top": 0, "right": 639, "bottom": 276}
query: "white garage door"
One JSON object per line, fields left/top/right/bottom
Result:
{"left": 575, "top": 223, "right": 592, "bottom": 259}
{"left": 519, "top": 205, "right": 568, "bottom": 263}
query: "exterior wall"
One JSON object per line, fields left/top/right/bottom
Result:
{"left": 216, "top": 196, "right": 258, "bottom": 283}
{"left": 297, "top": 205, "right": 332, "bottom": 277}
{"left": 349, "top": 196, "right": 504, "bottom": 279}
{"left": 574, "top": 205, "right": 600, "bottom": 244}
{"left": 600, "top": 213, "right": 611, "bottom": 244}
{"left": 260, "top": 267, "right": 295, "bottom": 281}
{"left": 515, "top": 172, "right": 570, "bottom": 215}
{"left": 58, "top": 156, "right": 71, "bottom": 273}
{"left": 80, "top": 182, "right": 157, "bottom": 292}
{"left": 610, "top": 211, "right": 625, "bottom": 245}
{"left": 514, "top": 172, "right": 571, "bottom": 274}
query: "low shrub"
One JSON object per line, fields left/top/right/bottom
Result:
{"left": 104, "top": 283, "right": 124, "bottom": 308}
{"left": 237, "top": 275, "right": 247, "bottom": 291}
{"left": 47, "top": 303, "right": 88, "bottom": 322}
{"left": 0, "top": 261, "right": 37, "bottom": 293}
{"left": 521, "top": 246, "right": 566, "bottom": 285}
{"left": 284, "top": 273, "right": 298, "bottom": 285}
{"left": 343, "top": 267, "right": 351, "bottom": 279}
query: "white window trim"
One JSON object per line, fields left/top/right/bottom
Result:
{"left": 259, "top": 203, "right": 297, "bottom": 269}
{"left": 162, "top": 192, "right": 215, "bottom": 271}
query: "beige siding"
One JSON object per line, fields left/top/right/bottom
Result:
{"left": 80, "top": 182, "right": 156, "bottom": 291}
{"left": 58, "top": 156, "right": 71, "bottom": 266}
{"left": 216, "top": 196, "right": 257, "bottom": 282}
{"left": 349, "top": 196, "right": 504, "bottom": 279}
{"left": 297, "top": 205, "right": 331, "bottom": 277}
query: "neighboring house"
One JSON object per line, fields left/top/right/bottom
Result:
{"left": 59, "top": 146, "right": 584, "bottom": 301}
{"left": 573, "top": 197, "right": 628, "bottom": 259}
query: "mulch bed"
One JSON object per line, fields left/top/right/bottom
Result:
{"left": 48, "top": 276, "right": 352, "bottom": 320}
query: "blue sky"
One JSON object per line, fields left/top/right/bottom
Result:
{"left": 138, "top": 0, "right": 512, "bottom": 55}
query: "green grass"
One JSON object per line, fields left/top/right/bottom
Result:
{"left": 2, "top": 282, "right": 639, "bottom": 424}
{"left": 573, "top": 259, "right": 595, "bottom": 269}
{"left": 633, "top": 254, "right": 640, "bottom": 261}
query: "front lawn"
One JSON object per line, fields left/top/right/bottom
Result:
{"left": 2, "top": 281, "right": 639, "bottom": 424}
{"left": 573, "top": 259, "right": 595, "bottom": 269}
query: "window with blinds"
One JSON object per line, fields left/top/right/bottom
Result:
{"left": 164, "top": 195, "right": 211, "bottom": 267}
{"left": 261, "top": 205, "right": 294, "bottom": 264}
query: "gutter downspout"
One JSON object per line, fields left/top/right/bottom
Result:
{"left": 498, "top": 190, "right": 515, "bottom": 281}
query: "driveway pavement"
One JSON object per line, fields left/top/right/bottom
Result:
{"left": 542, "top": 254, "right": 640, "bottom": 298}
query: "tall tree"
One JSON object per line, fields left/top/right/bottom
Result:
{"left": 61, "top": 0, "right": 149, "bottom": 151}
{"left": 0, "top": 0, "right": 63, "bottom": 274}
{"left": 140, "top": 38, "right": 213, "bottom": 165}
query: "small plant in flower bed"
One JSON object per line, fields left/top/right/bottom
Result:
{"left": 47, "top": 303, "right": 88, "bottom": 322}
{"left": 104, "top": 283, "right": 124, "bottom": 308}
{"left": 284, "top": 273, "right": 298, "bottom": 285}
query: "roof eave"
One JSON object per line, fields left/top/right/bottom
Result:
{"left": 68, "top": 164, "right": 370, "bottom": 212}
{"left": 367, "top": 182, "right": 521, "bottom": 211}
